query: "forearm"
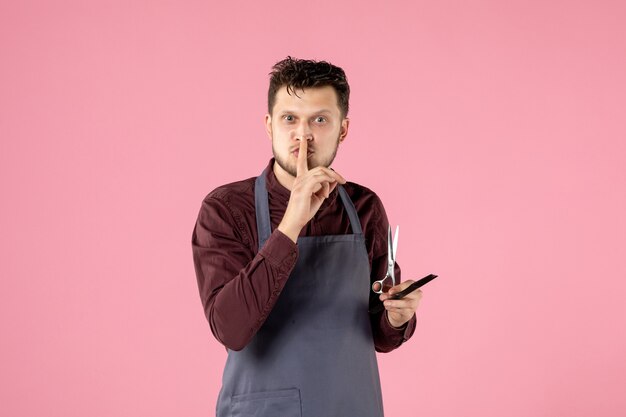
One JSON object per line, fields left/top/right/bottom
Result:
{"left": 196, "top": 230, "right": 298, "bottom": 351}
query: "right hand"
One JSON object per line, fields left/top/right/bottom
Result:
{"left": 277, "top": 138, "right": 346, "bottom": 242}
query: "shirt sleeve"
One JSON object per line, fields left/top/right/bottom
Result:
{"left": 367, "top": 195, "right": 417, "bottom": 353}
{"left": 192, "top": 194, "right": 298, "bottom": 351}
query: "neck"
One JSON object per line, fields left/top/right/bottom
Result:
{"left": 272, "top": 161, "right": 296, "bottom": 191}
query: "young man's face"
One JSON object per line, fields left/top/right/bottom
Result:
{"left": 265, "top": 85, "right": 349, "bottom": 179}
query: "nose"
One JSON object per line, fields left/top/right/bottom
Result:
{"left": 293, "top": 121, "right": 313, "bottom": 141}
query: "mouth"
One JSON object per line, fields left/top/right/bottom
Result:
{"left": 293, "top": 149, "right": 314, "bottom": 158}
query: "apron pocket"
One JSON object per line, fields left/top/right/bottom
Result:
{"left": 230, "top": 388, "right": 302, "bottom": 417}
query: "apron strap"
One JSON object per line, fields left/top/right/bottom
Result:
{"left": 254, "top": 168, "right": 272, "bottom": 250}
{"left": 337, "top": 185, "right": 363, "bottom": 234}
{"left": 255, "top": 166, "right": 364, "bottom": 251}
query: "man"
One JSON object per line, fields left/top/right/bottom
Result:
{"left": 192, "top": 56, "right": 423, "bottom": 417}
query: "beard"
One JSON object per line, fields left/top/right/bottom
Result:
{"left": 272, "top": 135, "right": 341, "bottom": 177}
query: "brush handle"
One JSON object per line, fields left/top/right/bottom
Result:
{"left": 389, "top": 274, "right": 438, "bottom": 300}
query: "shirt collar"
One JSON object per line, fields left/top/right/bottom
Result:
{"left": 265, "top": 157, "right": 339, "bottom": 210}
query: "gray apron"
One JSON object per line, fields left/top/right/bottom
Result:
{"left": 215, "top": 168, "right": 384, "bottom": 417}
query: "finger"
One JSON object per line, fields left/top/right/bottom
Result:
{"left": 329, "top": 167, "right": 347, "bottom": 184}
{"left": 404, "top": 289, "right": 423, "bottom": 301}
{"left": 384, "top": 298, "right": 413, "bottom": 307}
{"left": 313, "top": 182, "right": 331, "bottom": 200}
{"left": 386, "top": 295, "right": 422, "bottom": 310}
{"left": 302, "top": 172, "right": 338, "bottom": 189}
{"left": 321, "top": 181, "right": 330, "bottom": 198}
{"left": 388, "top": 280, "right": 415, "bottom": 295}
{"left": 384, "top": 301, "right": 418, "bottom": 311}
{"left": 310, "top": 166, "right": 346, "bottom": 184}
{"left": 384, "top": 295, "right": 421, "bottom": 310}
{"left": 296, "top": 138, "right": 308, "bottom": 177}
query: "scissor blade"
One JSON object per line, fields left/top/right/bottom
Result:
{"left": 387, "top": 225, "right": 393, "bottom": 264}
{"left": 392, "top": 225, "right": 399, "bottom": 261}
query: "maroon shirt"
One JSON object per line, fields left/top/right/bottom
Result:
{"left": 192, "top": 158, "right": 416, "bottom": 352}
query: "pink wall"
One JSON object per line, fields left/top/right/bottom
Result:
{"left": 1, "top": 0, "right": 625, "bottom": 416}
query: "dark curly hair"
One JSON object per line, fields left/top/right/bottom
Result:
{"left": 267, "top": 56, "right": 350, "bottom": 119}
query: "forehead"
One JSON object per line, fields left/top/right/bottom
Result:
{"left": 273, "top": 85, "right": 340, "bottom": 114}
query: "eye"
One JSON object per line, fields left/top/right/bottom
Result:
{"left": 315, "top": 116, "right": 326, "bottom": 123}
{"left": 283, "top": 115, "right": 294, "bottom": 122}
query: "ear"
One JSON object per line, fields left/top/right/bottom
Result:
{"left": 264, "top": 113, "right": 273, "bottom": 140}
{"left": 338, "top": 117, "right": 350, "bottom": 143}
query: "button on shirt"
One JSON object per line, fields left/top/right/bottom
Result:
{"left": 192, "top": 158, "right": 416, "bottom": 352}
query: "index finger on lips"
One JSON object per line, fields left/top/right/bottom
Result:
{"left": 296, "top": 138, "right": 308, "bottom": 177}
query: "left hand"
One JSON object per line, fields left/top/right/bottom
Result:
{"left": 379, "top": 280, "right": 423, "bottom": 328}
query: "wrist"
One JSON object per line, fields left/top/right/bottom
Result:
{"left": 277, "top": 220, "right": 302, "bottom": 243}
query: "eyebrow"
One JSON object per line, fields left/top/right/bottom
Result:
{"left": 279, "top": 109, "right": 334, "bottom": 115}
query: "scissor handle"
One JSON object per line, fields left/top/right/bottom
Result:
{"left": 371, "top": 279, "right": 383, "bottom": 294}
{"left": 372, "top": 275, "right": 393, "bottom": 294}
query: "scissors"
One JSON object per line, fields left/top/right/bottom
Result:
{"left": 372, "top": 225, "right": 399, "bottom": 294}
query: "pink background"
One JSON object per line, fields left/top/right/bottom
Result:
{"left": 1, "top": 0, "right": 625, "bottom": 416}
